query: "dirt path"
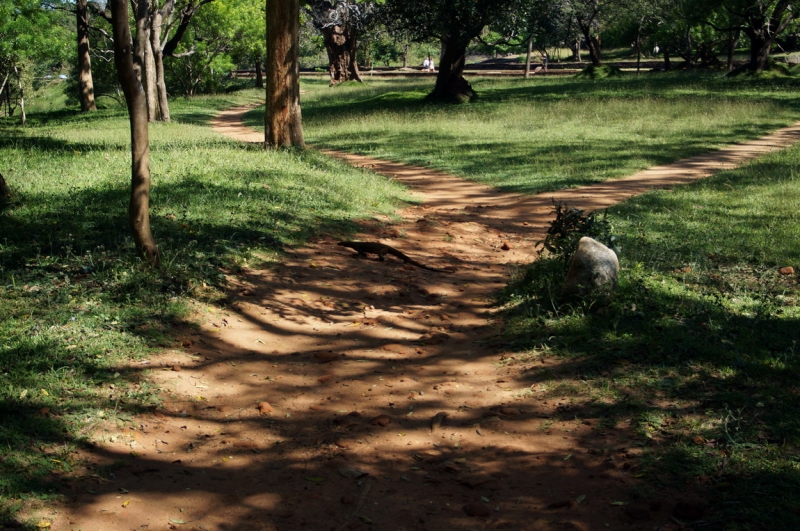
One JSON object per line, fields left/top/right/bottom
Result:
{"left": 49, "top": 107, "right": 800, "bottom": 531}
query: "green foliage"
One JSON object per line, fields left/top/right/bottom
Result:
{"left": 576, "top": 64, "right": 624, "bottom": 78}
{"left": 537, "top": 203, "right": 615, "bottom": 263}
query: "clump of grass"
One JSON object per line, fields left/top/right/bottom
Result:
{"left": 576, "top": 64, "right": 623, "bottom": 79}
{"left": 499, "top": 145, "right": 800, "bottom": 528}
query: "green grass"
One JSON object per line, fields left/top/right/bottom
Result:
{"left": 498, "top": 145, "right": 800, "bottom": 529}
{"left": 244, "top": 73, "right": 800, "bottom": 194}
{"left": 0, "top": 88, "right": 409, "bottom": 521}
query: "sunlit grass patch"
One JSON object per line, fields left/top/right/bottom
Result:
{"left": 498, "top": 143, "right": 800, "bottom": 529}
{"left": 241, "top": 73, "right": 800, "bottom": 194}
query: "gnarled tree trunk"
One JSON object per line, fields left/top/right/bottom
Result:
{"left": 76, "top": 0, "right": 97, "bottom": 112}
{"left": 109, "top": 0, "right": 160, "bottom": 265}
{"left": 429, "top": 34, "right": 474, "bottom": 103}
{"left": 321, "top": 23, "right": 361, "bottom": 85}
{"left": 576, "top": 16, "right": 601, "bottom": 66}
{"left": 265, "top": 0, "right": 304, "bottom": 148}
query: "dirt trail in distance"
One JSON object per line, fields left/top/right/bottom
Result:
{"left": 49, "top": 106, "right": 800, "bottom": 531}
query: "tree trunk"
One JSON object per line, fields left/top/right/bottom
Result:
{"left": 635, "top": 19, "right": 642, "bottom": 74}
{"left": 109, "top": 0, "right": 160, "bottom": 265}
{"left": 321, "top": 24, "right": 361, "bottom": 85}
{"left": 429, "top": 35, "right": 474, "bottom": 103}
{"left": 572, "top": 37, "right": 582, "bottom": 63}
{"left": 143, "top": 24, "right": 160, "bottom": 122}
{"left": 727, "top": 29, "right": 740, "bottom": 72}
{"left": 265, "top": 0, "right": 305, "bottom": 148}
{"left": 744, "top": 28, "right": 772, "bottom": 72}
{"left": 0, "top": 72, "right": 8, "bottom": 100}
{"left": 76, "top": 0, "right": 97, "bottom": 112}
{"left": 664, "top": 44, "right": 671, "bottom": 71}
{"left": 150, "top": 4, "right": 171, "bottom": 121}
{"left": 0, "top": 172, "right": 8, "bottom": 201}
{"left": 525, "top": 35, "right": 533, "bottom": 79}
{"left": 255, "top": 60, "right": 264, "bottom": 88}
{"left": 14, "top": 66, "right": 25, "bottom": 126}
{"left": 576, "top": 17, "right": 601, "bottom": 66}
{"left": 684, "top": 27, "right": 692, "bottom": 69}
{"left": 402, "top": 44, "right": 408, "bottom": 68}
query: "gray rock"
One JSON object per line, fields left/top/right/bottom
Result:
{"left": 561, "top": 237, "right": 619, "bottom": 298}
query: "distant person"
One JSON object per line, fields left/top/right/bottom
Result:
{"left": 422, "top": 57, "right": 430, "bottom": 71}
{"left": 428, "top": 56, "right": 435, "bottom": 72}
{"left": 541, "top": 52, "right": 548, "bottom": 72}
{"left": 653, "top": 44, "right": 660, "bottom": 56}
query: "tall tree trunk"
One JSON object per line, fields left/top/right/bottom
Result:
{"left": 684, "top": 27, "right": 693, "bottom": 69}
{"left": 76, "top": 0, "right": 97, "bottom": 112}
{"left": 143, "top": 25, "right": 160, "bottom": 122}
{"left": 265, "top": 0, "right": 304, "bottom": 148}
{"left": 664, "top": 45, "right": 671, "bottom": 71}
{"left": 0, "top": 172, "right": 9, "bottom": 201}
{"left": 525, "top": 34, "right": 533, "bottom": 79}
{"left": 0, "top": 72, "right": 8, "bottom": 100}
{"left": 727, "top": 29, "right": 740, "bottom": 72}
{"left": 572, "top": 37, "right": 582, "bottom": 63}
{"left": 321, "top": 24, "right": 361, "bottom": 85}
{"left": 14, "top": 66, "right": 25, "bottom": 126}
{"left": 429, "top": 34, "right": 474, "bottom": 103}
{"left": 402, "top": 44, "right": 409, "bottom": 68}
{"left": 576, "top": 17, "right": 601, "bottom": 66}
{"left": 744, "top": 28, "right": 772, "bottom": 72}
{"left": 150, "top": 4, "right": 171, "bottom": 121}
{"left": 109, "top": 0, "right": 160, "bottom": 265}
{"left": 635, "top": 19, "right": 642, "bottom": 75}
{"left": 255, "top": 60, "right": 264, "bottom": 88}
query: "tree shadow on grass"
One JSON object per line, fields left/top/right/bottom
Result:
{"left": 493, "top": 160, "right": 800, "bottom": 528}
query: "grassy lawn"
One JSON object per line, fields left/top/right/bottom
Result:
{"left": 0, "top": 89, "right": 409, "bottom": 520}
{"left": 2, "top": 72, "right": 800, "bottom": 529}
{"left": 245, "top": 73, "right": 800, "bottom": 194}
{"left": 498, "top": 145, "right": 800, "bottom": 529}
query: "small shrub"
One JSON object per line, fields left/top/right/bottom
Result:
{"left": 536, "top": 202, "right": 615, "bottom": 264}
{"left": 576, "top": 64, "right": 623, "bottom": 79}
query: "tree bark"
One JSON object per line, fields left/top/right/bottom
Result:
{"left": 576, "top": 17, "right": 601, "bottom": 66}
{"left": 744, "top": 28, "right": 772, "bottom": 72}
{"left": 727, "top": 29, "right": 740, "bottom": 72}
{"left": 664, "top": 45, "right": 671, "bottom": 71}
{"left": 14, "top": 66, "right": 25, "bottom": 126}
{"left": 150, "top": 2, "right": 171, "bottom": 121}
{"left": 429, "top": 34, "right": 474, "bottom": 103}
{"left": 525, "top": 34, "right": 533, "bottom": 79}
{"left": 321, "top": 23, "right": 361, "bottom": 85}
{"left": 76, "top": 0, "right": 97, "bottom": 112}
{"left": 109, "top": 0, "right": 160, "bottom": 265}
{"left": 255, "top": 60, "right": 264, "bottom": 88}
{"left": 265, "top": 0, "right": 305, "bottom": 148}
{"left": 144, "top": 28, "right": 160, "bottom": 122}
{"left": 0, "top": 172, "right": 8, "bottom": 201}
